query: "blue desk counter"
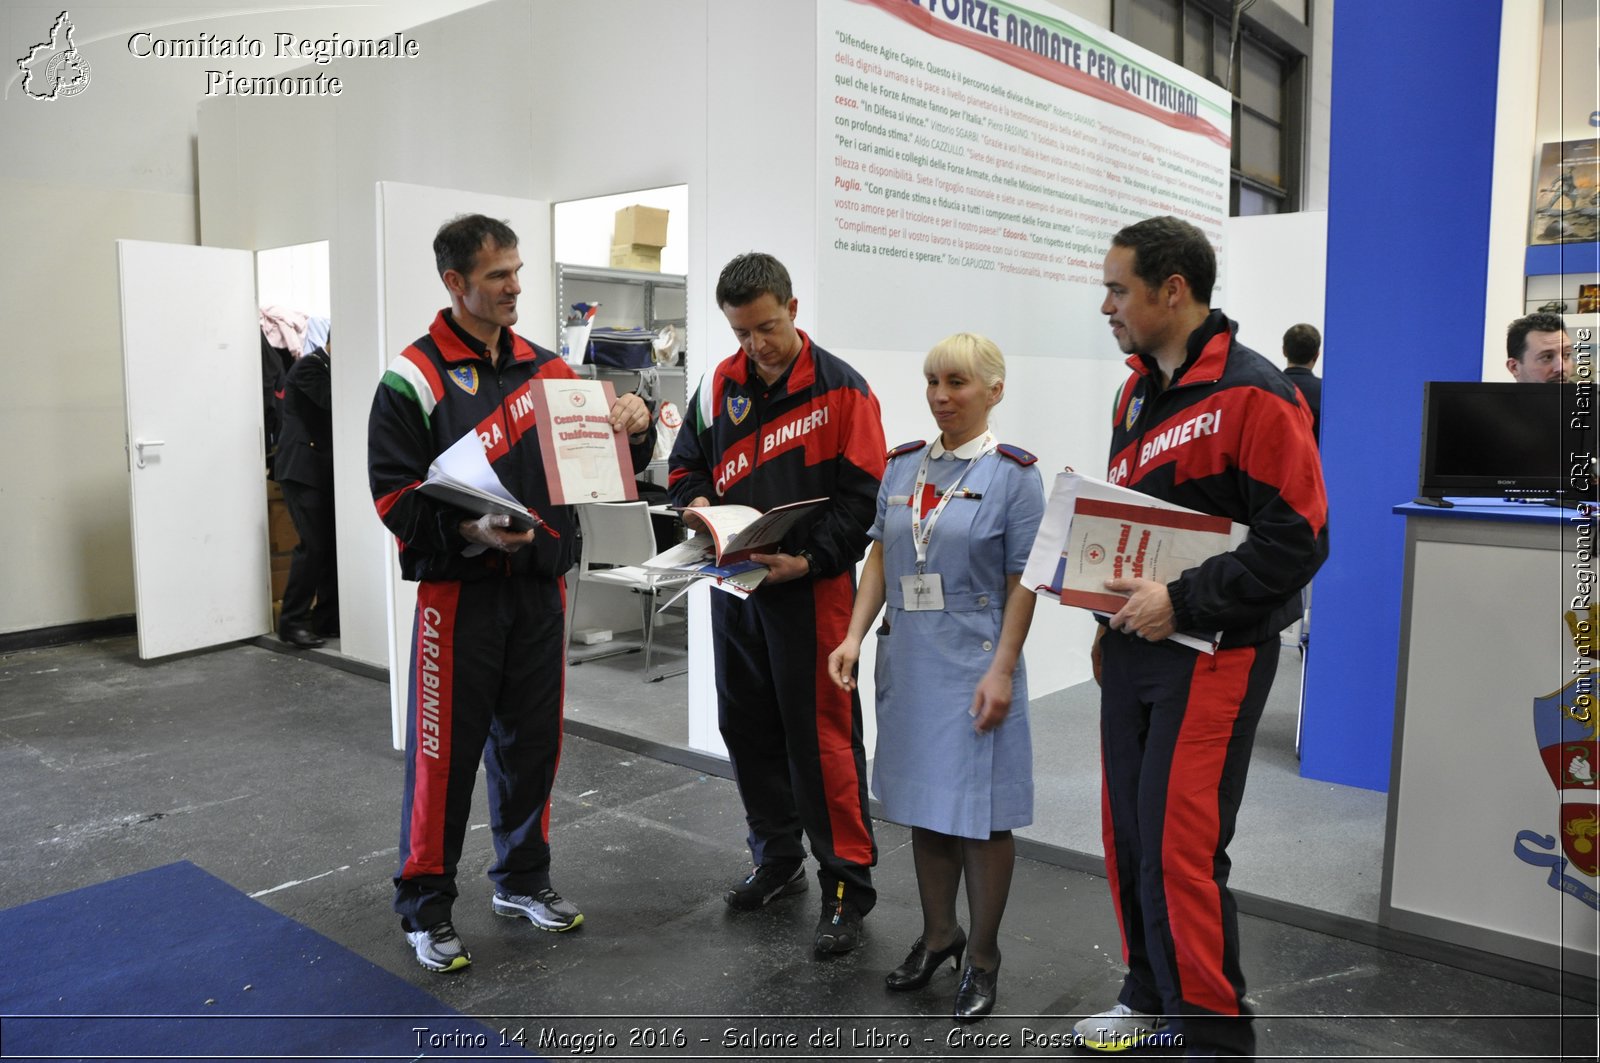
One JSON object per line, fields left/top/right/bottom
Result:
{"left": 1393, "top": 498, "right": 1588, "bottom": 526}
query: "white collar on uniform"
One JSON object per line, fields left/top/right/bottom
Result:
{"left": 929, "top": 430, "right": 994, "bottom": 460}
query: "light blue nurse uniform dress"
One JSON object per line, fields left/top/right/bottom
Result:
{"left": 868, "top": 435, "right": 1045, "bottom": 839}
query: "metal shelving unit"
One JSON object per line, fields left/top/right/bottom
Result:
{"left": 555, "top": 262, "right": 686, "bottom": 333}
{"left": 555, "top": 263, "right": 689, "bottom": 489}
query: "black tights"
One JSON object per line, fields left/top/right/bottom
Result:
{"left": 909, "top": 826, "right": 1014, "bottom": 971}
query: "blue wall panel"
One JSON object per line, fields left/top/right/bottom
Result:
{"left": 1302, "top": 0, "right": 1503, "bottom": 790}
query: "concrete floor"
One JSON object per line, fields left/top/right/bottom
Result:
{"left": 1, "top": 636, "right": 1595, "bottom": 1060}
{"left": 562, "top": 626, "right": 1389, "bottom": 925}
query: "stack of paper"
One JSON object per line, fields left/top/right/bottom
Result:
{"left": 1022, "top": 472, "right": 1246, "bottom": 653}
{"left": 418, "top": 431, "right": 539, "bottom": 530}
{"left": 642, "top": 498, "right": 825, "bottom": 599}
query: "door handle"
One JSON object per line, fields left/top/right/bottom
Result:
{"left": 133, "top": 439, "right": 165, "bottom": 469}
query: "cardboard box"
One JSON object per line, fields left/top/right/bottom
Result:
{"left": 610, "top": 243, "right": 661, "bottom": 272}
{"left": 613, "top": 205, "right": 668, "bottom": 248}
{"left": 268, "top": 496, "right": 300, "bottom": 554}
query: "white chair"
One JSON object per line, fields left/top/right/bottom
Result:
{"left": 570, "top": 501, "right": 687, "bottom": 678}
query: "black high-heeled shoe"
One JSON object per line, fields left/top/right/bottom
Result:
{"left": 884, "top": 928, "right": 967, "bottom": 991}
{"left": 952, "top": 955, "right": 1000, "bottom": 1022}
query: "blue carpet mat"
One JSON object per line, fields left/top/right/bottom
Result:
{"left": 0, "top": 861, "right": 536, "bottom": 1060}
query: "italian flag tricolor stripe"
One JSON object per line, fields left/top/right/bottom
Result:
{"left": 383, "top": 349, "right": 445, "bottom": 425}
{"left": 696, "top": 381, "right": 713, "bottom": 434}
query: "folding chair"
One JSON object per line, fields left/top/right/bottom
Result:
{"left": 569, "top": 501, "right": 687, "bottom": 679}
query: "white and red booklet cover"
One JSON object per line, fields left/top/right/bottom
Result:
{"left": 528, "top": 378, "right": 637, "bottom": 505}
{"left": 1022, "top": 471, "right": 1247, "bottom": 653}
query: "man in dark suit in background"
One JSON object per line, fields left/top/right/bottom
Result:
{"left": 274, "top": 335, "right": 338, "bottom": 647}
{"left": 1282, "top": 323, "right": 1322, "bottom": 444}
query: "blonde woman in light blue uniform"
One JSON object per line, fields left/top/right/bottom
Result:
{"left": 827, "top": 332, "right": 1043, "bottom": 1023}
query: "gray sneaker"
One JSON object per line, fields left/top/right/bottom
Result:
{"left": 404, "top": 920, "right": 471, "bottom": 973}
{"left": 492, "top": 887, "right": 584, "bottom": 931}
{"left": 1073, "top": 1003, "right": 1168, "bottom": 1052}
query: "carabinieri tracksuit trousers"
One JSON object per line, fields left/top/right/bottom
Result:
{"left": 1099, "top": 628, "right": 1280, "bottom": 1058}
{"left": 712, "top": 572, "right": 877, "bottom": 913}
{"left": 393, "top": 575, "right": 566, "bottom": 932}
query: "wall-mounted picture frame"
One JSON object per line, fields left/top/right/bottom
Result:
{"left": 1530, "top": 139, "right": 1600, "bottom": 245}
{"left": 1579, "top": 284, "right": 1600, "bottom": 314}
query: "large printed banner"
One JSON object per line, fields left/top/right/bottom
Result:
{"left": 817, "top": 0, "right": 1231, "bottom": 357}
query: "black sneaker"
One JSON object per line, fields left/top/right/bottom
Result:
{"left": 814, "top": 894, "right": 864, "bottom": 954}
{"left": 725, "top": 861, "right": 806, "bottom": 911}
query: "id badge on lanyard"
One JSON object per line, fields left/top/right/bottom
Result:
{"left": 900, "top": 571, "right": 945, "bottom": 611}
{"left": 903, "top": 434, "right": 993, "bottom": 611}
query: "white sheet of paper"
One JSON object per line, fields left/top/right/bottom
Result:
{"left": 428, "top": 431, "right": 522, "bottom": 508}
{"left": 641, "top": 533, "right": 716, "bottom": 571}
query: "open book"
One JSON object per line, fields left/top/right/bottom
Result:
{"left": 1022, "top": 472, "right": 1247, "bottom": 653}
{"left": 416, "top": 430, "right": 540, "bottom": 532}
{"left": 642, "top": 498, "right": 826, "bottom": 597}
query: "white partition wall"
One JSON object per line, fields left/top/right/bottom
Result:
{"left": 198, "top": 0, "right": 713, "bottom": 740}
{"left": 200, "top": 0, "right": 550, "bottom": 676}
{"left": 197, "top": 0, "right": 1290, "bottom": 755}
{"left": 1221, "top": 211, "right": 1328, "bottom": 368}
{"left": 1482, "top": 1, "right": 1544, "bottom": 380}
{"left": 526, "top": 0, "right": 714, "bottom": 747}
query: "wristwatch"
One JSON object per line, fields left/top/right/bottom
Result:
{"left": 795, "top": 549, "right": 818, "bottom": 576}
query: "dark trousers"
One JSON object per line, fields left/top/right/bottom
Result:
{"left": 278, "top": 479, "right": 338, "bottom": 634}
{"left": 1099, "top": 630, "right": 1279, "bottom": 1059}
{"left": 712, "top": 573, "right": 877, "bottom": 913}
{"left": 393, "top": 575, "right": 567, "bottom": 931}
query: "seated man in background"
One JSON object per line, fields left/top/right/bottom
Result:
{"left": 1506, "top": 312, "right": 1573, "bottom": 383}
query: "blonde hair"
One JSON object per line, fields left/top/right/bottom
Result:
{"left": 923, "top": 332, "right": 1005, "bottom": 392}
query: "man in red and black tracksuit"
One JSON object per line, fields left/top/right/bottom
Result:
{"left": 668, "top": 252, "right": 886, "bottom": 956}
{"left": 1073, "top": 217, "right": 1327, "bottom": 1058}
{"left": 368, "top": 215, "right": 654, "bottom": 973}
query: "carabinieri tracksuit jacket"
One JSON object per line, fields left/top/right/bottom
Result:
{"left": 667, "top": 331, "right": 886, "bottom": 911}
{"left": 368, "top": 308, "right": 653, "bottom": 933}
{"left": 1107, "top": 308, "right": 1328, "bottom": 647}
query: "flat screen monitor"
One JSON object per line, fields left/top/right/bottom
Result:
{"left": 1418, "top": 381, "right": 1593, "bottom": 502}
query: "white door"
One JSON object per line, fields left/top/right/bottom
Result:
{"left": 375, "top": 183, "right": 552, "bottom": 748}
{"left": 117, "top": 240, "right": 270, "bottom": 659}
